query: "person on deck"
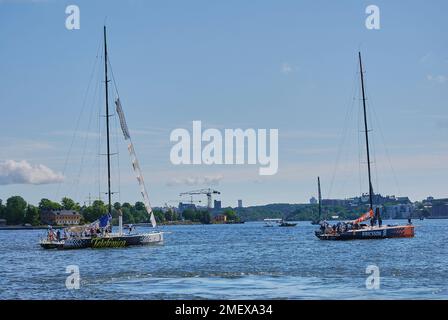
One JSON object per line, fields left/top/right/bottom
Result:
{"left": 319, "top": 221, "right": 326, "bottom": 233}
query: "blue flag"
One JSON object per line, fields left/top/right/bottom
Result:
{"left": 99, "top": 213, "right": 112, "bottom": 228}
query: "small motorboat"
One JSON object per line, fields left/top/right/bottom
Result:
{"left": 279, "top": 221, "right": 297, "bottom": 227}
{"left": 264, "top": 218, "right": 297, "bottom": 227}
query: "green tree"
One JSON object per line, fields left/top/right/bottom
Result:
{"left": 134, "top": 201, "right": 146, "bottom": 212}
{"left": 223, "top": 208, "right": 238, "bottom": 221}
{"left": 0, "top": 199, "right": 5, "bottom": 219}
{"left": 121, "top": 206, "right": 135, "bottom": 224}
{"left": 82, "top": 200, "right": 107, "bottom": 222}
{"left": 198, "top": 210, "right": 211, "bottom": 224}
{"left": 153, "top": 209, "right": 165, "bottom": 223}
{"left": 38, "top": 198, "right": 61, "bottom": 211}
{"left": 61, "top": 197, "right": 77, "bottom": 210}
{"left": 133, "top": 201, "right": 148, "bottom": 223}
{"left": 164, "top": 208, "right": 178, "bottom": 221}
{"left": 24, "top": 205, "right": 40, "bottom": 226}
{"left": 5, "top": 196, "right": 27, "bottom": 225}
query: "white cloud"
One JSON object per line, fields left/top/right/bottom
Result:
{"left": 281, "top": 63, "right": 293, "bottom": 74}
{"left": 426, "top": 74, "right": 447, "bottom": 83}
{"left": 166, "top": 174, "right": 223, "bottom": 187}
{"left": 0, "top": 160, "right": 64, "bottom": 185}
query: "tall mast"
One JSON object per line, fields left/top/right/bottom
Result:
{"left": 358, "top": 52, "right": 373, "bottom": 210}
{"left": 104, "top": 26, "right": 112, "bottom": 215}
{"left": 317, "top": 176, "right": 322, "bottom": 219}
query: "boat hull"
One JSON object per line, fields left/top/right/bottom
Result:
{"left": 279, "top": 223, "right": 297, "bottom": 227}
{"left": 315, "top": 224, "right": 414, "bottom": 240}
{"left": 40, "top": 232, "right": 164, "bottom": 250}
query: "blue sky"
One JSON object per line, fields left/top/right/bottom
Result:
{"left": 0, "top": 0, "right": 447, "bottom": 207}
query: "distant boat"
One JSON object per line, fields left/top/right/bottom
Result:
{"left": 264, "top": 218, "right": 297, "bottom": 227}
{"left": 40, "top": 26, "right": 164, "bottom": 249}
{"left": 264, "top": 218, "right": 281, "bottom": 227}
{"left": 279, "top": 221, "right": 297, "bottom": 227}
{"left": 315, "top": 52, "right": 414, "bottom": 240}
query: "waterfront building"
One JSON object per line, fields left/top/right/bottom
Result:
{"left": 178, "top": 202, "right": 196, "bottom": 213}
{"left": 321, "top": 199, "right": 349, "bottom": 206}
{"left": 430, "top": 203, "right": 448, "bottom": 218}
{"left": 383, "top": 204, "right": 414, "bottom": 219}
{"left": 40, "top": 210, "right": 81, "bottom": 225}
{"left": 213, "top": 214, "right": 227, "bottom": 223}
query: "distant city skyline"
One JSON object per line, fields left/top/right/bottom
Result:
{"left": 0, "top": 0, "right": 447, "bottom": 207}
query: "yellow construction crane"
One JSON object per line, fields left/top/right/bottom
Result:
{"left": 179, "top": 188, "right": 221, "bottom": 210}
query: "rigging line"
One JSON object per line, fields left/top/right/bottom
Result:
{"left": 106, "top": 52, "right": 123, "bottom": 203}
{"left": 97, "top": 46, "right": 105, "bottom": 202}
{"left": 328, "top": 59, "right": 359, "bottom": 199}
{"left": 56, "top": 40, "right": 102, "bottom": 200}
{"left": 73, "top": 60, "right": 102, "bottom": 202}
{"left": 366, "top": 85, "right": 402, "bottom": 197}
{"left": 107, "top": 53, "right": 121, "bottom": 98}
{"left": 339, "top": 100, "right": 359, "bottom": 196}
{"left": 366, "top": 98, "right": 380, "bottom": 196}
{"left": 108, "top": 46, "right": 155, "bottom": 216}
{"left": 91, "top": 69, "right": 103, "bottom": 203}
{"left": 357, "top": 87, "right": 363, "bottom": 197}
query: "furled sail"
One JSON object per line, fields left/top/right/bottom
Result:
{"left": 352, "top": 209, "right": 374, "bottom": 224}
{"left": 116, "top": 98, "right": 131, "bottom": 140}
{"left": 115, "top": 98, "right": 157, "bottom": 228}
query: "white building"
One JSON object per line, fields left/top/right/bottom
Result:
{"left": 384, "top": 204, "right": 413, "bottom": 219}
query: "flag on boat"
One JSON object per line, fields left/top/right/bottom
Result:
{"left": 99, "top": 213, "right": 112, "bottom": 228}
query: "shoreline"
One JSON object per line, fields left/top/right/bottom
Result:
{"left": 0, "top": 217, "right": 431, "bottom": 231}
{"left": 0, "top": 226, "right": 65, "bottom": 230}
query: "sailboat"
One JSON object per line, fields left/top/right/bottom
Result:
{"left": 311, "top": 177, "right": 323, "bottom": 225}
{"left": 314, "top": 52, "right": 414, "bottom": 240}
{"left": 40, "top": 26, "right": 164, "bottom": 249}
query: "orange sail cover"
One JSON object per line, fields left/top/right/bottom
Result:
{"left": 352, "top": 209, "right": 374, "bottom": 224}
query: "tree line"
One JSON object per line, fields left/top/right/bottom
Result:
{"left": 0, "top": 196, "right": 240, "bottom": 226}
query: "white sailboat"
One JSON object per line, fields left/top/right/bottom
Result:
{"left": 40, "top": 26, "right": 163, "bottom": 249}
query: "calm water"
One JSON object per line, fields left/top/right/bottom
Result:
{"left": 0, "top": 219, "right": 447, "bottom": 299}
